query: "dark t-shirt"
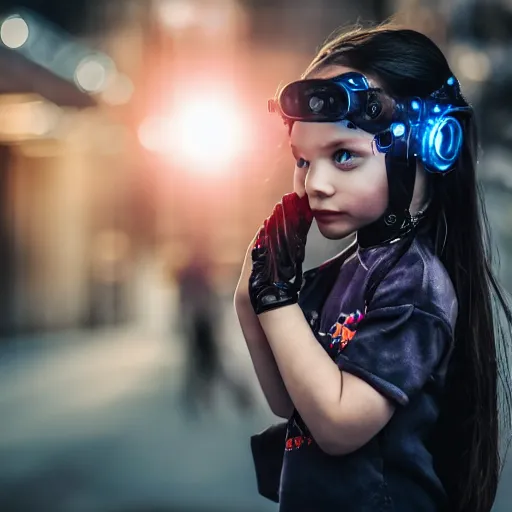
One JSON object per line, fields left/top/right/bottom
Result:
{"left": 279, "top": 235, "right": 457, "bottom": 512}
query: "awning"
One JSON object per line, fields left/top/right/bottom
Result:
{"left": 0, "top": 46, "right": 95, "bottom": 108}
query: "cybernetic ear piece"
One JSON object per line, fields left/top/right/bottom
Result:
{"left": 372, "top": 74, "right": 470, "bottom": 175}
{"left": 420, "top": 115, "right": 464, "bottom": 173}
{"left": 373, "top": 114, "right": 464, "bottom": 174}
{"left": 395, "top": 75, "right": 470, "bottom": 174}
{"left": 373, "top": 113, "right": 465, "bottom": 174}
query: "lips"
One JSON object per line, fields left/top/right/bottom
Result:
{"left": 312, "top": 210, "right": 346, "bottom": 223}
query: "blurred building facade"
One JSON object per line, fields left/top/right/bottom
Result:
{"left": 0, "top": 0, "right": 142, "bottom": 334}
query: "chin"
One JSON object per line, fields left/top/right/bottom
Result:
{"left": 316, "top": 223, "right": 357, "bottom": 240}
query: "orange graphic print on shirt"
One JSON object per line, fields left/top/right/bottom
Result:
{"left": 284, "top": 310, "right": 365, "bottom": 453}
{"left": 285, "top": 414, "right": 313, "bottom": 452}
{"left": 327, "top": 310, "right": 364, "bottom": 352}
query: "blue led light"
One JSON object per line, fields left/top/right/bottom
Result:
{"left": 447, "top": 77, "right": 455, "bottom": 86}
{"left": 433, "top": 105, "right": 441, "bottom": 113}
{"left": 423, "top": 116, "right": 463, "bottom": 173}
{"left": 392, "top": 123, "right": 406, "bottom": 137}
{"left": 411, "top": 100, "right": 420, "bottom": 110}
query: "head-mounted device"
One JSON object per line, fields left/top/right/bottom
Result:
{"left": 268, "top": 71, "right": 472, "bottom": 174}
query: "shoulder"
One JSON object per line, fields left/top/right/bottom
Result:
{"left": 361, "top": 236, "right": 458, "bottom": 331}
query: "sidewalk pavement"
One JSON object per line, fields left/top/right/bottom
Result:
{"left": 0, "top": 306, "right": 279, "bottom": 512}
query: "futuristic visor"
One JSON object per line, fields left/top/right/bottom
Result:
{"left": 268, "top": 72, "right": 396, "bottom": 134}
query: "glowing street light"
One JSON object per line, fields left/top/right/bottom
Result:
{"left": 138, "top": 94, "right": 250, "bottom": 172}
{"left": 1, "top": 15, "right": 29, "bottom": 49}
{"left": 174, "top": 97, "right": 248, "bottom": 168}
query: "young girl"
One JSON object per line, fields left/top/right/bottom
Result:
{"left": 234, "top": 24, "right": 512, "bottom": 512}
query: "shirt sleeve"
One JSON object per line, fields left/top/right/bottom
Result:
{"left": 335, "top": 304, "right": 452, "bottom": 406}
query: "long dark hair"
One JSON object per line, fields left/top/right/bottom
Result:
{"left": 304, "top": 23, "right": 512, "bottom": 512}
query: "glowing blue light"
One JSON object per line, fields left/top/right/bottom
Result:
{"left": 392, "top": 123, "right": 405, "bottom": 137}
{"left": 411, "top": 100, "right": 420, "bottom": 110}
{"left": 424, "top": 117, "right": 463, "bottom": 173}
{"left": 433, "top": 105, "right": 441, "bottom": 113}
{"left": 447, "top": 77, "right": 455, "bottom": 86}
{"left": 434, "top": 129, "right": 448, "bottom": 156}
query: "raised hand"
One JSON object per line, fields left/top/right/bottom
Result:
{"left": 249, "top": 193, "right": 313, "bottom": 315}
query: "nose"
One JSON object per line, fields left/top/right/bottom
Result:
{"left": 305, "top": 161, "right": 336, "bottom": 199}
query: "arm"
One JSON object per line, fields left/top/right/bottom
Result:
{"left": 244, "top": 193, "right": 394, "bottom": 452}
{"left": 234, "top": 243, "right": 294, "bottom": 419}
{"left": 247, "top": 193, "right": 452, "bottom": 455}
{"left": 259, "top": 304, "right": 395, "bottom": 455}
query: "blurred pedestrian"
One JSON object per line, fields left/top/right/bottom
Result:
{"left": 176, "top": 245, "right": 253, "bottom": 417}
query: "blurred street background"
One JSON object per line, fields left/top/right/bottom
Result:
{"left": 0, "top": 0, "right": 511, "bottom": 511}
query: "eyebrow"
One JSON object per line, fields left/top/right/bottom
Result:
{"left": 290, "top": 138, "right": 368, "bottom": 155}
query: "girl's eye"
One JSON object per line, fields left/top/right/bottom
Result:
{"left": 296, "top": 157, "right": 309, "bottom": 169}
{"left": 333, "top": 149, "right": 352, "bottom": 164}
{"left": 333, "top": 149, "right": 354, "bottom": 166}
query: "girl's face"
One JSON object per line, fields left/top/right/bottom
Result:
{"left": 291, "top": 65, "right": 388, "bottom": 240}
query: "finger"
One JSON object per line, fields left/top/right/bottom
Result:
{"left": 282, "top": 194, "right": 311, "bottom": 265}
{"left": 281, "top": 193, "right": 300, "bottom": 237}
{"left": 248, "top": 223, "right": 264, "bottom": 250}
{"left": 250, "top": 227, "right": 272, "bottom": 286}
{"left": 268, "top": 206, "right": 295, "bottom": 282}
{"left": 265, "top": 212, "right": 281, "bottom": 282}
{"left": 274, "top": 203, "right": 290, "bottom": 251}
{"left": 274, "top": 203, "right": 295, "bottom": 281}
{"left": 280, "top": 197, "right": 305, "bottom": 288}
{"left": 296, "top": 192, "right": 313, "bottom": 222}
{"left": 283, "top": 192, "right": 312, "bottom": 228}
{"left": 282, "top": 193, "right": 307, "bottom": 249}
{"left": 251, "top": 222, "right": 270, "bottom": 273}
{"left": 251, "top": 221, "right": 266, "bottom": 254}
{"left": 283, "top": 197, "right": 308, "bottom": 281}
{"left": 296, "top": 194, "right": 314, "bottom": 239}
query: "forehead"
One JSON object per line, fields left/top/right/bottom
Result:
{"left": 306, "top": 64, "right": 381, "bottom": 88}
{"left": 306, "top": 64, "right": 356, "bottom": 79}
{"left": 290, "top": 121, "right": 374, "bottom": 154}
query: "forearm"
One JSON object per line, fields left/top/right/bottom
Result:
{"left": 234, "top": 292, "right": 294, "bottom": 418}
{"left": 258, "top": 304, "right": 344, "bottom": 447}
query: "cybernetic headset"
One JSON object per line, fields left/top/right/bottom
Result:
{"left": 268, "top": 71, "right": 473, "bottom": 247}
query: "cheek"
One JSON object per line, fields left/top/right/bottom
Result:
{"left": 293, "top": 167, "right": 307, "bottom": 197}
{"left": 343, "top": 158, "right": 388, "bottom": 217}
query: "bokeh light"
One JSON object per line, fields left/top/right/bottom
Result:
{"left": 137, "top": 116, "right": 174, "bottom": 153}
{"left": 458, "top": 49, "right": 491, "bottom": 82}
{"left": 0, "top": 15, "right": 29, "bottom": 49}
{"left": 138, "top": 93, "right": 250, "bottom": 171}
{"left": 158, "top": 0, "right": 196, "bottom": 30}
{"left": 101, "top": 73, "right": 134, "bottom": 105}
{"left": 451, "top": 44, "right": 492, "bottom": 83}
{"left": 74, "top": 55, "right": 115, "bottom": 93}
{"left": 173, "top": 96, "right": 248, "bottom": 169}
{"left": 0, "top": 99, "right": 62, "bottom": 140}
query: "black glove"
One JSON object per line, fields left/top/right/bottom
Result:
{"left": 249, "top": 192, "right": 313, "bottom": 315}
